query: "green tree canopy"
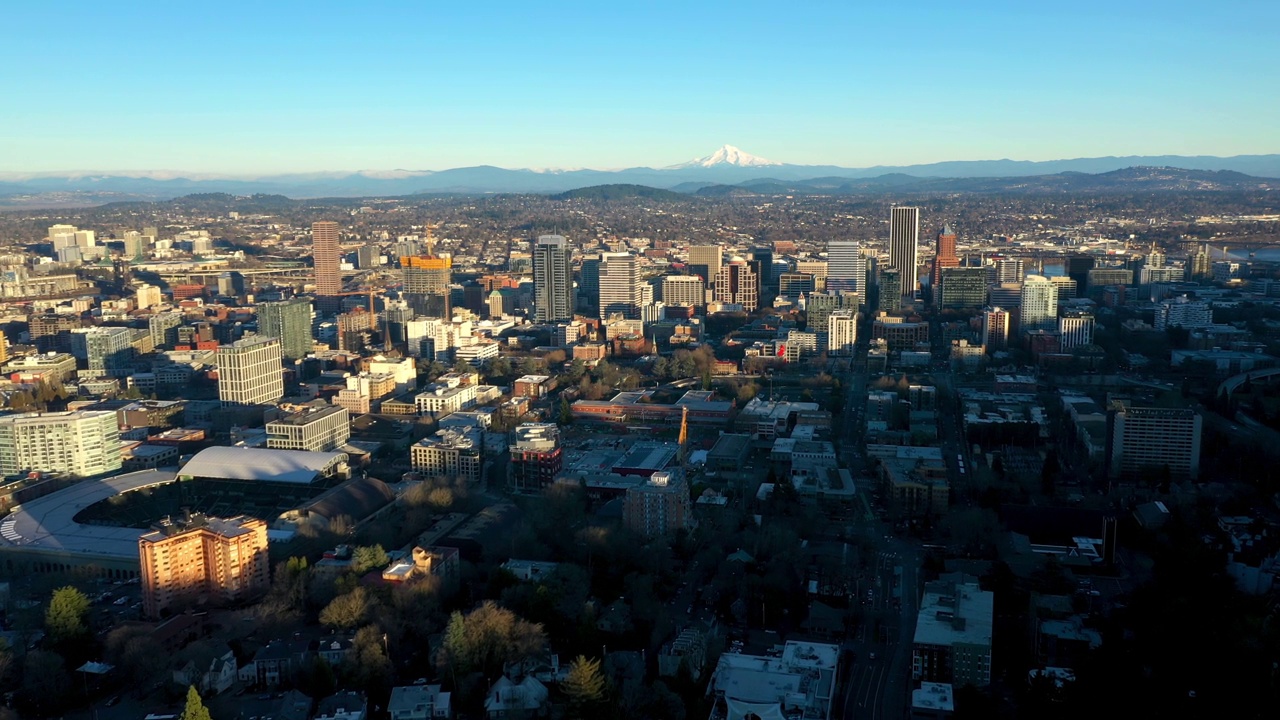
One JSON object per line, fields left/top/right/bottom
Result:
{"left": 351, "top": 545, "right": 389, "bottom": 574}
{"left": 45, "top": 586, "right": 90, "bottom": 644}
{"left": 562, "top": 655, "right": 607, "bottom": 715}
{"left": 179, "top": 685, "right": 213, "bottom": 720}
{"left": 441, "top": 601, "right": 546, "bottom": 678}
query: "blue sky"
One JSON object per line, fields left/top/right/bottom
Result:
{"left": 1, "top": 1, "right": 1274, "bottom": 174}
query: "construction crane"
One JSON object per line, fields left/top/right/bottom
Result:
{"left": 333, "top": 287, "right": 382, "bottom": 314}
{"left": 424, "top": 221, "right": 442, "bottom": 257}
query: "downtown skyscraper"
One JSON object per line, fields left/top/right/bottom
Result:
{"left": 827, "top": 240, "right": 866, "bottom": 294}
{"left": 257, "top": 298, "right": 314, "bottom": 360}
{"left": 312, "top": 220, "right": 342, "bottom": 312}
{"left": 931, "top": 224, "right": 960, "bottom": 286}
{"left": 889, "top": 207, "right": 920, "bottom": 299}
{"left": 599, "top": 252, "right": 641, "bottom": 319}
{"left": 1020, "top": 275, "right": 1059, "bottom": 333}
{"left": 533, "top": 235, "right": 574, "bottom": 322}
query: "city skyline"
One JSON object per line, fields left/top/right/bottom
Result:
{"left": 2, "top": 2, "right": 1276, "bottom": 174}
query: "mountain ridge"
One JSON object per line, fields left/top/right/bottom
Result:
{"left": 2, "top": 154, "right": 1278, "bottom": 207}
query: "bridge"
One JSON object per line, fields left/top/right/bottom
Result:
{"left": 1218, "top": 367, "right": 1280, "bottom": 400}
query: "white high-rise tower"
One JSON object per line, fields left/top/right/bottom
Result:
{"left": 533, "top": 235, "right": 574, "bottom": 322}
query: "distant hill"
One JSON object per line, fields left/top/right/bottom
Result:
{"left": 551, "top": 184, "right": 686, "bottom": 202}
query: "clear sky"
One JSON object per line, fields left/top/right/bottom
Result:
{"left": 1, "top": 1, "right": 1275, "bottom": 174}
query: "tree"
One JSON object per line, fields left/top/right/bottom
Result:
{"left": 45, "top": 586, "right": 90, "bottom": 644}
{"left": 440, "top": 601, "right": 547, "bottom": 678}
{"left": 321, "top": 586, "right": 372, "bottom": 630}
{"left": 178, "top": 685, "right": 213, "bottom": 720}
{"left": 20, "top": 650, "right": 69, "bottom": 714}
{"left": 559, "top": 396, "right": 573, "bottom": 425}
{"left": 345, "top": 625, "right": 392, "bottom": 695}
{"left": 562, "top": 655, "right": 607, "bottom": 717}
{"left": 351, "top": 545, "right": 389, "bottom": 574}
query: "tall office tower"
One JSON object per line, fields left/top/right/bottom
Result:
{"left": 878, "top": 268, "right": 902, "bottom": 313}
{"left": 806, "top": 291, "right": 854, "bottom": 346}
{"left": 931, "top": 225, "right": 960, "bottom": 286}
{"left": 889, "top": 207, "right": 921, "bottom": 298}
{"left": 1048, "top": 277, "right": 1078, "bottom": 310}
{"left": 778, "top": 272, "right": 816, "bottom": 300}
{"left": 47, "top": 224, "right": 79, "bottom": 249}
{"left": 688, "top": 246, "right": 723, "bottom": 288}
{"left": 1058, "top": 310, "right": 1095, "bottom": 350}
{"left": 1067, "top": 255, "right": 1095, "bottom": 296}
{"left": 712, "top": 259, "right": 759, "bottom": 310}
{"left": 988, "top": 283, "right": 1023, "bottom": 311}
{"left": 0, "top": 410, "right": 121, "bottom": 477}
{"left": 579, "top": 255, "right": 602, "bottom": 312}
{"left": 402, "top": 255, "right": 453, "bottom": 318}
{"left": 751, "top": 247, "right": 775, "bottom": 293}
{"left": 983, "top": 308, "right": 1010, "bottom": 351}
{"left": 533, "top": 235, "right": 574, "bottom": 322}
{"left": 938, "top": 267, "right": 989, "bottom": 309}
{"left": 139, "top": 514, "right": 270, "bottom": 619}
{"left": 312, "top": 221, "right": 342, "bottom": 312}
{"left": 992, "top": 258, "right": 1025, "bottom": 284}
{"left": 70, "top": 326, "right": 136, "bottom": 376}
{"left": 599, "top": 253, "right": 641, "bottom": 319}
{"left": 217, "top": 336, "right": 284, "bottom": 407}
{"left": 508, "top": 423, "right": 564, "bottom": 493}
{"left": 1019, "top": 275, "right": 1058, "bottom": 333}
{"left": 827, "top": 240, "right": 866, "bottom": 294}
{"left": 624, "top": 471, "right": 692, "bottom": 539}
{"left": 149, "top": 311, "right": 184, "bottom": 350}
{"left": 828, "top": 309, "right": 859, "bottom": 356}
{"left": 1109, "top": 405, "right": 1202, "bottom": 481}
{"left": 1190, "top": 243, "right": 1211, "bottom": 279}
{"left": 795, "top": 260, "right": 829, "bottom": 289}
{"left": 662, "top": 275, "right": 705, "bottom": 307}
{"left": 257, "top": 298, "right": 314, "bottom": 360}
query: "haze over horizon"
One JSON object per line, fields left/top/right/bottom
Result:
{"left": 2, "top": 1, "right": 1276, "bottom": 175}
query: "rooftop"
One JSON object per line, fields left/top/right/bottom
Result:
{"left": 914, "top": 581, "right": 994, "bottom": 649}
{"left": 180, "top": 447, "right": 348, "bottom": 484}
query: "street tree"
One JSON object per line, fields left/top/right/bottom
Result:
{"left": 178, "top": 685, "right": 213, "bottom": 720}
{"left": 45, "top": 586, "right": 90, "bottom": 644}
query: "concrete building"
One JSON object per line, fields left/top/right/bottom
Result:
{"left": 913, "top": 578, "right": 994, "bottom": 687}
{"left": 1109, "top": 405, "right": 1202, "bottom": 481}
{"left": 149, "top": 311, "right": 184, "bottom": 350}
{"left": 712, "top": 259, "right": 759, "bottom": 311}
{"left": 828, "top": 309, "right": 858, "bottom": 356}
{"left": 878, "top": 267, "right": 903, "bottom": 313}
{"left": 139, "top": 514, "right": 269, "bottom": 619}
{"left": 513, "top": 375, "right": 554, "bottom": 398}
{"left": 938, "top": 267, "right": 988, "bottom": 309}
{"left": 313, "top": 221, "right": 342, "bottom": 308}
{"left": 266, "top": 406, "right": 350, "bottom": 452}
{"left": 508, "top": 423, "right": 563, "bottom": 493}
{"left": 4, "top": 352, "right": 78, "bottom": 384}
{"left": 890, "top": 206, "right": 921, "bottom": 298}
{"left": 411, "top": 427, "right": 483, "bottom": 484}
{"left": 1086, "top": 267, "right": 1133, "bottom": 290}
{"left": 217, "top": 336, "right": 284, "bottom": 407}
{"left": 706, "top": 640, "right": 840, "bottom": 720}
{"left": 687, "top": 245, "right": 723, "bottom": 290}
{"left": 402, "top": 255, "right": 452, "bottom": 319}
{"left": 993, "top": 258, "right": 1025, "bottom": 284}
{"left": 257, "top": 298, "right": 314, "bottom": 360}
{"left": 778, "top": 272, "right": 816, "bottom": 300}
{"left": 414, "top": 381, "right": 478, "bottom": 418}
{"left": 533, "top": 235, "right": 574, "bottom": 322}
{"left": 983, "top": 308, "right": 1010, "bottom": 351}
{"left": 1153, "top": 295, "right": 1212, "bottom": 331}
{"left": 1019, "top": 275, "right": 1059, "bottom": 333}
{"left": 828, "top": 240, "right": 866, "bottom": 295}
{"left": 599, "top": 252, "right": 641, "bottom": 319}
{"left": 662, "top": 275, "right": 706, "bottom": 307}
{"left": 872, "top": 312, "right": 929, "bottom": 351}
{"left": 70, "top": 326, "right": 136, "bottom": 377}
{"left": 0, "top": 410, "right": 121, "bottom": 477}
{"left": 623, "top": 471, "right": 692, "bottom": 538}
{"left": 1058, "top": 311, "right": 1095, "bottom": 350}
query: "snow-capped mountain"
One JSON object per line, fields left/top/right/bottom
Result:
{"left": 667, "top": 144, "right": 782, "bottom": 169}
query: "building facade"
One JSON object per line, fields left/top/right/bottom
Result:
{"left": 533, "top": 235, "right": 574, "bottom": 322}
{"left": 889, "top": 207, "right": 921, "bottom": 298}
{"left": 508, "top": 423, "right": 563, "bottom": 493}
{"left": 938, "top": 267, "right": 988, "bottom": 309}
{"left": 623, "top": 471, "right": 692, "bottom": 538}
{"left": 139, "top": 514, "right": 270, "bottom": 619}
{"left": 217, "top": 336, "right": 284, "bottom": 407}
{"left": 661, "top": 275, "right": 705, "bottom": 308}
{"left": 0, "top": 410, "right": 121, "bottom": 477}
{"left": 1109, "top": 405, "right": 1202, "bottom": 480}
{"left": 712, "top": 260, "right": 759, "bottom": 311}
{"left": 402, "top": 255, "right": 453, "bottom": 319}
{"left": 599, "top": 252, "right": 641, "bottom": 319}
{"left": 266, "top": 406, "right": 351, "bottom": 452}
{"left": 827, "top": 240, "right": 866, "bottom": 294}
{"left": 257, "top": 298, "right": 314, "bottom": 360}
{"left": 687, "top": 246, "right": 723, "bottom": 291}
{"left": 312, "top": 221, "right": 342, "bottom": 307}
{"left": 827, "top": 309, "right": 858, "bottom": 356}
{"left": 411, "top": 427, "right": 483, "bottom": 483}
